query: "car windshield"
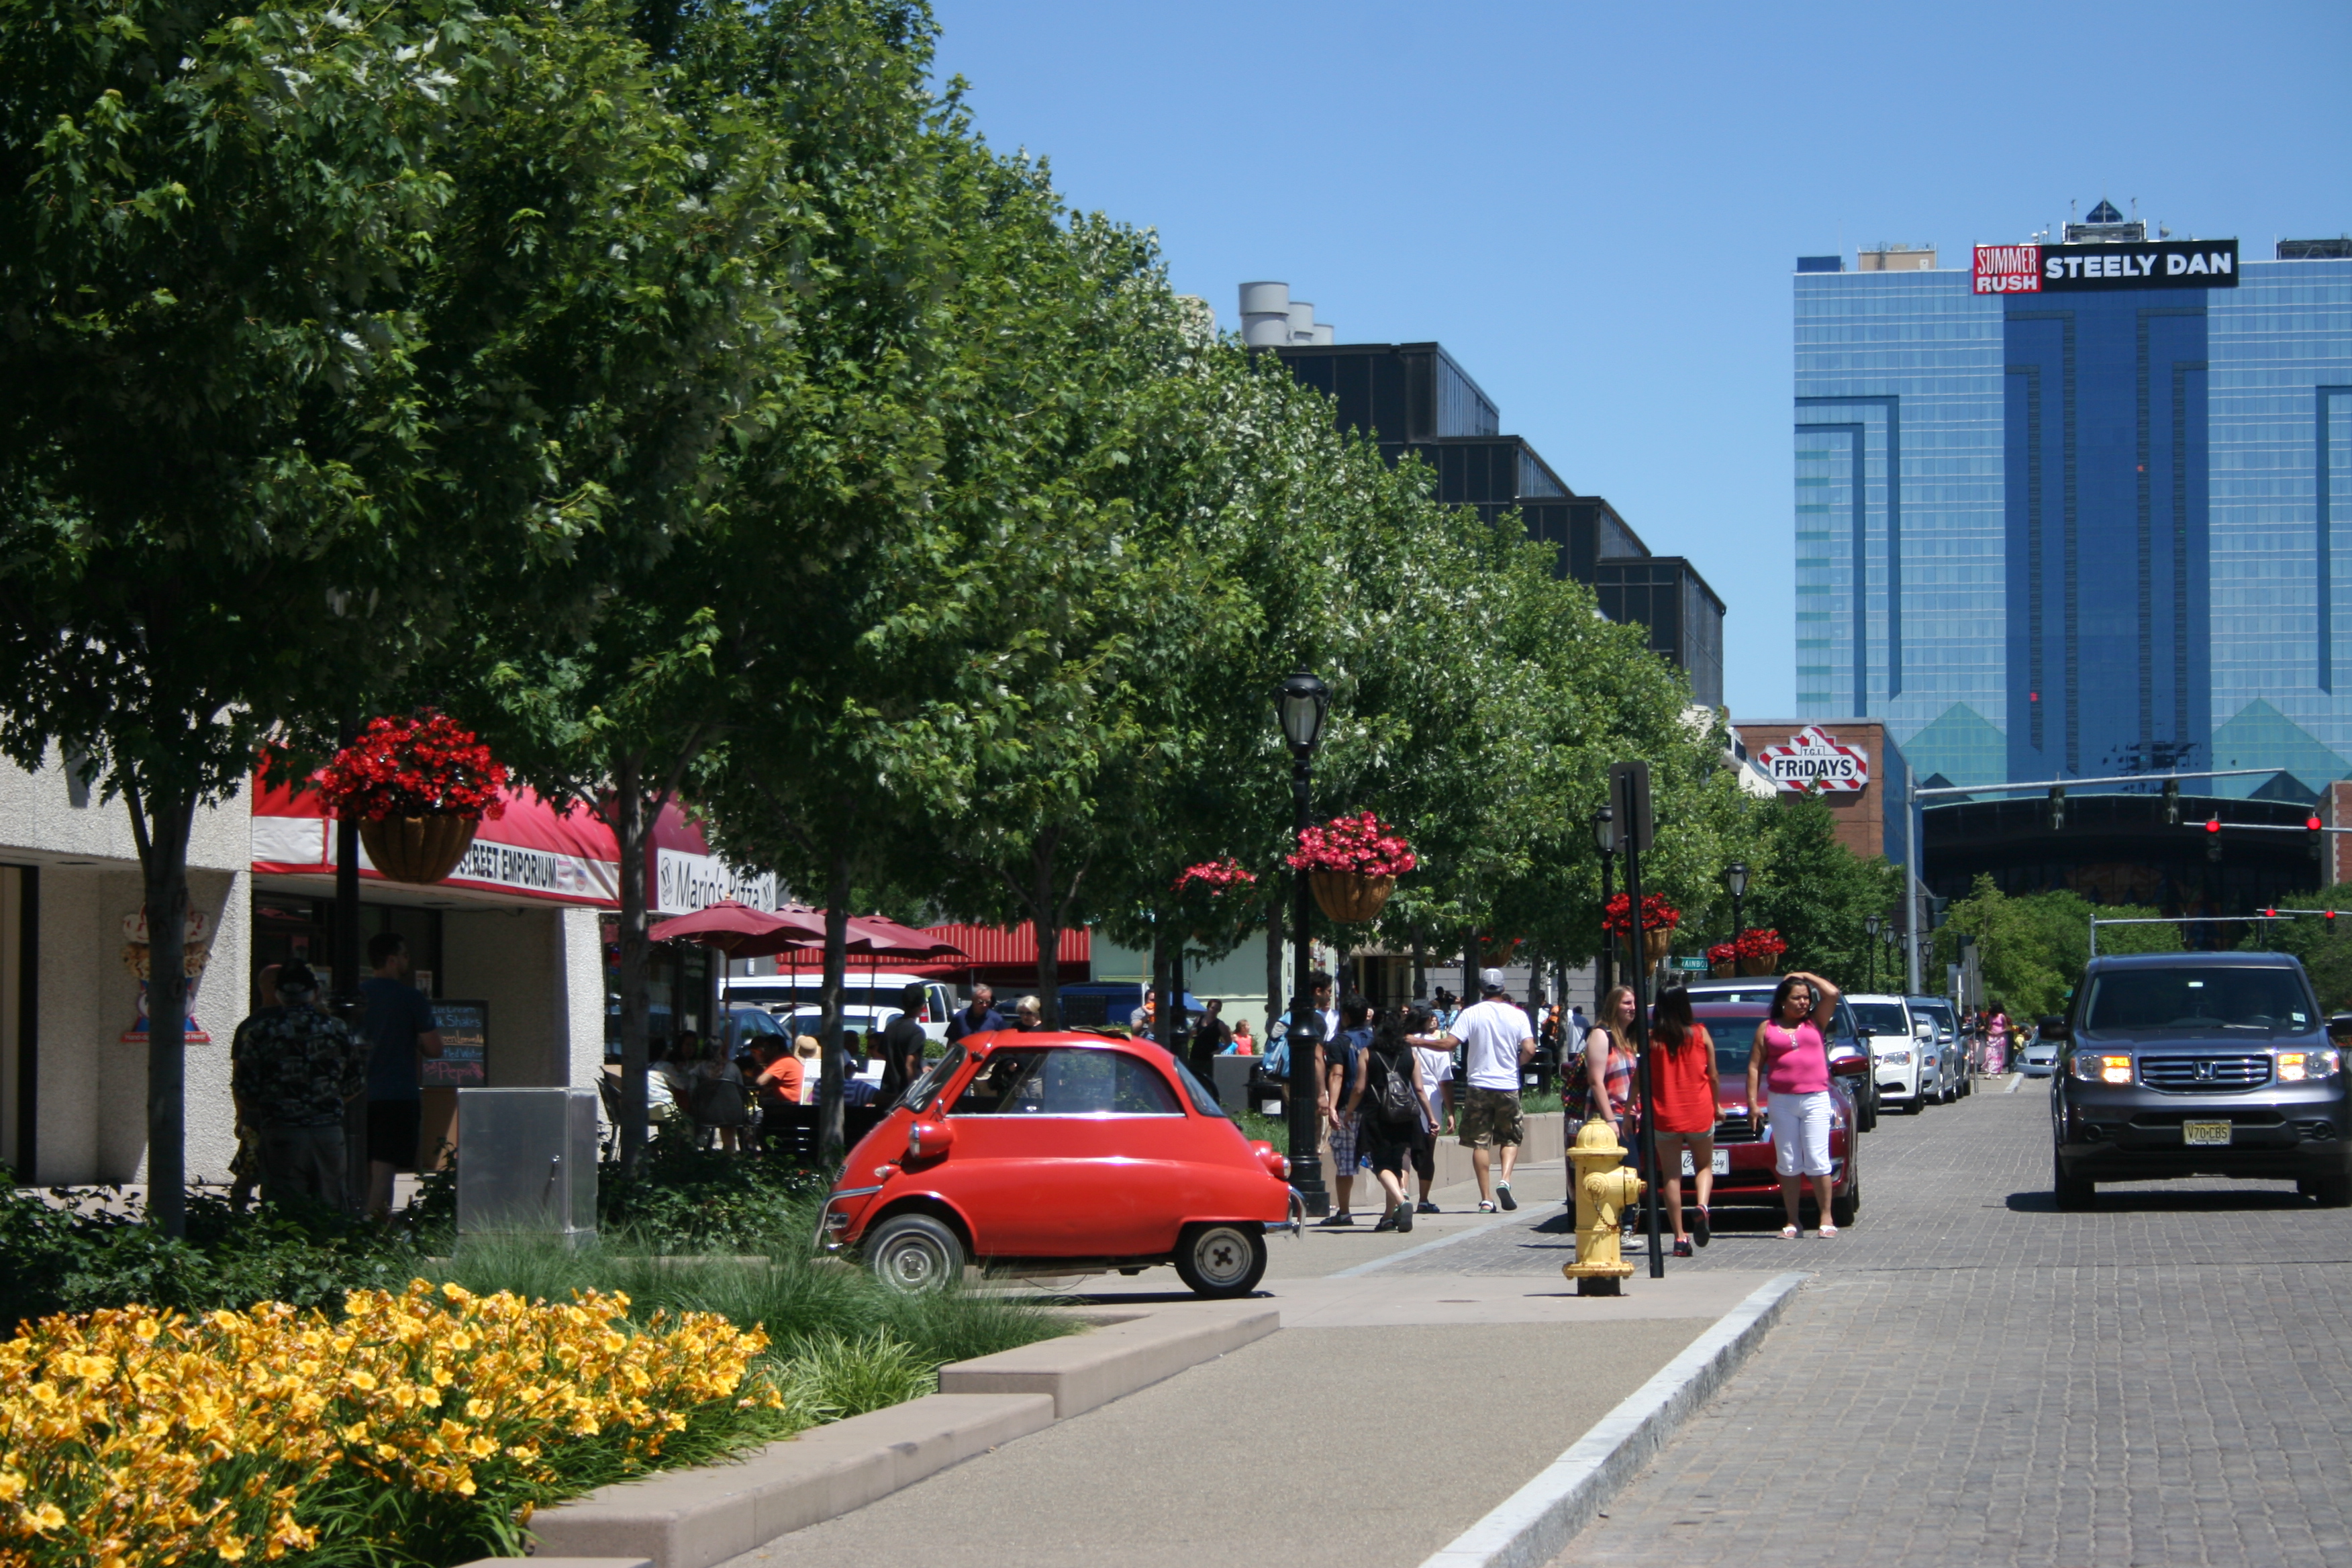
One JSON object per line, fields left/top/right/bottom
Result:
{"left": 1849, "top": 1002, "right": 1910, "bottom": 1036}
{"left": 1694, "top": 1010, "right": 1765, "bottom": 1076}
{"left": 1169, "top": 1055, "right": 1227, "bottom": 1118}
{"left": 2084, "top": 968, "right": 2314, "bottom": 1033}
{"left": 899, "top": 1044, "right": 963, "bottom": 1114}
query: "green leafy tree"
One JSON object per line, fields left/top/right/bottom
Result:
{"left": 1928, "top": 875, "right": 2182, "bottom": 1018}
{"left": 1737, "top": 790, "right": 1910, "bottom": 993}
{"left": 0, "top": 0, "right": 701, "bottom": 1227}
{"left": 2229, "top": 885, "right": 2352, "bottom": 1011}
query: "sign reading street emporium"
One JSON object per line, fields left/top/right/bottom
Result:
{"left": 1972, "top": 238, "right": 2239, "bottom": 295}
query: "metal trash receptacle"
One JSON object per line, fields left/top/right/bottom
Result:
{"left": 456, "top": 1087, "right": 598, "bottom": 1246}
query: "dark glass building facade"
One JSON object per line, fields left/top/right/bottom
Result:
{"left": 1275, "top": 338, "right": 1725, "bottom": 706}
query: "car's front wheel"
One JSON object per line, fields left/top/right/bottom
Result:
{"left": 1173, "top": 1222, "right": 1268, "bottom": 1298}
{"left": 865, "top": 1212, "right": 966, "bottom": 1294}
{"left": 2053, "top": 1148, "right": 2096, "bottom": 1212}
{"left": 2299, "top": 1173, "right": 2352, "bottom": 1208}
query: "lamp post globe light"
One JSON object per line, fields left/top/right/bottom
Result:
{"left": 1722, "top": 861, "right": 1748, "bottom": 946}
{"left": 1864, "top": 913, "right": 1881, "bottom": 990}
{"left": 1275, "top": 669, "right": 1330, "bottom": 1218}
{"left": 1593, "top": 806, "right": 1618, "bottom": 1001}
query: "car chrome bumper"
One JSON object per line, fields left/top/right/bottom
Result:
{"left": 1283, "top": 1187, "right": 1306, "bottom": 1238}
{"left": 812, "top": 1183, "right": 887, "bottom": 1255}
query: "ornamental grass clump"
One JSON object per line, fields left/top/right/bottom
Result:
{"left": 0, "top": 1281, "right": 784, "bottom": 1567}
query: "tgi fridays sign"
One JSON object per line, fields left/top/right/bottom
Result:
{"left": 1757, "top": 727, "right": 1869, "bottom": 793}
{"left": 1973, "top": 238, "right": 2239, "bottom": 295}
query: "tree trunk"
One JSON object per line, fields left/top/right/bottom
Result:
{"left": 133, "top": 783, "right": 197, "bottom": 1236}
{"left": 1032, "top": 830, "right": 1063, "bottom": 1028}
{"left": 819, "top": 842, "right": 850, "bottom": 1164}
{"left": 1461, "top": 929, "right": 1476, "bottom": 1011}
{"left": 1265, "top": 896, "right": 1283, "bottom": 1040}
{"left": 1153, "top": 911, "right": 1175, "bottom": 1050}
{"left": 612, "top": 758, "right": 652, "bottom": 1172}
{"left": 1410, "top": 928, "right": 1427, "bottom": 1001}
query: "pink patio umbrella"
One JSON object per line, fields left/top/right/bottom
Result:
{"left": 646, "top": 898, "right": 822, "bottom": 959}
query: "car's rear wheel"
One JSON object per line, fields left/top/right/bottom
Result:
{"left": 865, "top": 1213, "right": 965, "bottom": 1294}
{"left": 2298, "top": 1173, "right": 2352, "bottom": 1208}
{"left": 2053, "top": 1148, "right": 2096, "bottom": 1212}
{"left": 1173, "top": 1222, "right": 1267, "bottom": 1298}
{"left": 1830, "top": 1185, "right": 1859, "bottom": 1228}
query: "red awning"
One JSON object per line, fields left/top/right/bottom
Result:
{"left": 918, "top": 923, "right": 1088, "bottom": 967}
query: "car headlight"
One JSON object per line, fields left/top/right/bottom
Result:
{"left": 2071, "top": 1052, "right": 2133, "bottom": 1084}
{"left": 1883, "top": 1050, "right": 1912, "bottom": 1066}
{"left": 2277, "top": 1048, "right": 2342, "bottom": 1083}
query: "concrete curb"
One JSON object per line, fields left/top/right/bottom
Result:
{"left": 514, "top": 1302, "right": 1275, "bottom": 1568}
{"left": 1417, "top": 1270, "right": 1808, "bottom": 1568}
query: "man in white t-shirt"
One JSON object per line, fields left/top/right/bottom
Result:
{"left": 1441, "top": 968, "right": 1536, "bottom": 1212}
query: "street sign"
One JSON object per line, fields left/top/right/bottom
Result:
{"left": 1608, "top": 761, "right": 1654, "bottom": 851}
{"left": 1673, "top": 956, "right": 1708, "bottom": 971}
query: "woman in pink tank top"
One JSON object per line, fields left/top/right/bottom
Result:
{"left": 1745, "top": 969, "right": 1843, "bottom": 1238}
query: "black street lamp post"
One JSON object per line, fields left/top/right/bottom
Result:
{"left": 1864, "top": 913, "right": 1882, "bottom": 990}
{"left": 1593, "top": 807, "right": 1616, "bottom": 1002}
{"left": 1276, "top": 670, "right": 1332, "bottom": 1218}
{"left": 1723, "top": 861, "right": 1749, "bottom": 948}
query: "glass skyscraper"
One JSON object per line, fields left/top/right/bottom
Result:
{"left": 1795, "top": 217, "right": 2352, "bottom": 801}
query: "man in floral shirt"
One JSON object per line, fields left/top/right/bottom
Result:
{"left": 230, "top": 961, "right": 369, "bottom": 1208}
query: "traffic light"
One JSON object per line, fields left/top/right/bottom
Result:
{"left": 2047, "top": 785, "right": 2066, "bottom": 831}
{"left": 2327, "top": 910, "right": 2339, "bottom": 934}
{"left": 2207, "top": 814, "right": 2224, "bottom": 863}
{"left": 2163, "top": 778, "right": 2180, "bottom": 825}
{"left": 2312, "top": 814, "right": 2327, "bottom": 870}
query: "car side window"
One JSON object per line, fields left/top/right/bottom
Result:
{"left": 1028, "top": 1050, "right": 1183, "bottom": 1114}
{"left": 947, "top": 1050, "right": 1048, "bottom": 1114}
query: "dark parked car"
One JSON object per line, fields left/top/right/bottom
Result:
{"left": 2050, "top": 952, "right": 2351, "bottom": 1209}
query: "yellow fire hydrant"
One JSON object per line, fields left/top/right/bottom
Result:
{"left": 1561, "top": 1116, "right": 1646, "bottom": 1296}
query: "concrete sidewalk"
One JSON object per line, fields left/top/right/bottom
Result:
{"left": 714, "top": 1161, "right": 1769, "bottom": 1568}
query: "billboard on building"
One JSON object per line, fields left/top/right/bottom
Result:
{"left": 1756, "top": 726, "right": 1871, "bottom": 792}
{"left": 1974, "top": 240, "right": 2239, "bottom": 295}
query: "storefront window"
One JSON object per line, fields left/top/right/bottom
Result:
{"left": 251, "top": 897, "right": 442, "bottom": 1006}
{"left": 603, "top": 921, "right": 712, "bottom": 1060}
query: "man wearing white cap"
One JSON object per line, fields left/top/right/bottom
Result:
{"left": 1441, "top": 967, "right": 1536, "bottom": 1212}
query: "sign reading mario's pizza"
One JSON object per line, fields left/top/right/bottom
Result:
{"left": 1756, "top": 726, "right": 1869, "bottom": 793}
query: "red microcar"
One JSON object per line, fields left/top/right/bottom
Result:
{"left": 815, "top": 1031, "right": 1301, "bottom": 1297}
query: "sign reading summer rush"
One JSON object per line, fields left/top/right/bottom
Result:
{"left": 1973, "top": 239, "right": 2239, "bottom": 295}
{"left": 1756, "top": 726, "right": 1870, "bottom": 793}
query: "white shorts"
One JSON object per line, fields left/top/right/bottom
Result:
{"left": 1768, "top": 1091, "right": 1834, "bottom": 1177}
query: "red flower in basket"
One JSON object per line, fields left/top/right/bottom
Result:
{"left": 1706, "top": 941, "right": 1737, "bottom": 966}
{"left": 1602, "top": 893, "right": 1680, "bottom": 934}
{"left": 1173, "top": 857, "right": 1258, "bottom": 895}
{"left": 1734, "top": 927, "right": 1788, "bottom": 960}
{"left": 1285, "top": 812, "right": 1417, "bottom": 877}
{"left": 317, "top": 712, "right": 507, "bottom": 822}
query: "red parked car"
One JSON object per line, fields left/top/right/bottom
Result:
{"left": 1686, "top": 1002, "right": 1864, "bottom": 1228}
{"left": 815, "top": 1031, "right": 1300, "bottom": 1297}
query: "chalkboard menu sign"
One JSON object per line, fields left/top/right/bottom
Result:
{"left": 424, "top": 1000, "right": 488, "bottom": 1088}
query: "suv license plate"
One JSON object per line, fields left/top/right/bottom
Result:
{"left": 1679, "top": 1150, "right": 1733, "bottom": 1177}
{"left": 2183, "top": 1120, "right": 2233, "bottom": 1146}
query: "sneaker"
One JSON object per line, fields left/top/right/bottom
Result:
{"left": 1673, "top": 1238, "right": 1694, "bottom": 1258}
{"left": 1496, "top": 1183, "right": 1518, "bottom": 1212}
{"left": 1416, "top": 1202, "right": 1441, "bottom": 1214}
{"left": 1317, "top": 1212, "right": 1355, "bottom": 1228}
{"left": 1694, "top": 1206, "right": 1712, "bottom": 1248}
{"left": 1371, "top": 1209, "right": 1399, "bottom": 1233}
{"left": 1396, "top": 1200, "right": 1414, "bottom": 1233}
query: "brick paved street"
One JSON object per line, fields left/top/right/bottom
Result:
{"left": 1519, "top": 1078, "right": 2352, "bottom": 1568}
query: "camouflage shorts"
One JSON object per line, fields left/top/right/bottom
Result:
{"left": 1457, "top": 1086, "right": 1524, "bottom": 1148}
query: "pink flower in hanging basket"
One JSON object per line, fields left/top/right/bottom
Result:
{"left": 1285, "top": 812, "right": 1417, "bottom": 877}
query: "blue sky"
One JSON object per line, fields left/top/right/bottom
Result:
{"left": 929, "top": 1, "right": 2352, "bottom": 718}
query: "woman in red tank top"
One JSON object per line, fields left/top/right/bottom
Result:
{"left": 1647, "top": 987, "right": 1720, "bottom": 1255}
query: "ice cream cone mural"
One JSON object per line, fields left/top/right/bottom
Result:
{"left": 120, "top": 907, "right": 215, "bottom": 1044}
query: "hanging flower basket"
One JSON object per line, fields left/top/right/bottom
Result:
{"left": 359, "top": 814, "right": 480, "bottom": 884}
{"left": 1309, "top": 871, "right": 1396, "bottom": 923}
{"left": 1287, "top": 812, "right": 1416, "bottom": 926}
{"left": 1643, "top": 928, "right": 1673, "bottom": 967}
{"left": 1171, "top": 857, "right": 1262, "bottom": 944}
{"left": 1707, "top": 941, "right": 1737, "bottom": 978}
{"left": 1733, "top": 926, "right": 1788, "bottom": 977}
{"left": 317, "top": 711, "right": 507, "bottom": 887}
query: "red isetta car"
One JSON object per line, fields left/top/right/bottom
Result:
{"left": 815, "top": 1031, "right": 1300, "bottom": 1297}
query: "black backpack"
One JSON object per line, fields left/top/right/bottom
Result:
{"left": 1369, "top": 1048, "right": 1418, "bottom": 1126}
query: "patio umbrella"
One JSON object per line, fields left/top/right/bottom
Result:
{"left": 646, "top": 899, "right": 822, "bottom": 959}
{"left": 844, "top": 914, "right": 968, "bottom": 961}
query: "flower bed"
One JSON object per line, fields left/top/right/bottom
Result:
{"left": 0, "top": 1281, "right": 783, "bottom": 1567}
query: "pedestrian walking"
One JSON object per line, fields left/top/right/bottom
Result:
{"left": 1985, "top": 1001, "right": 2010, "bottom": 1075}
{"left": 1317, "top": 996, "right": 1372, "bottom": 1226}
{"left": 1647, "top": 986, "right": 1720, "bottom": 1256}
{"left": 948, "top": 984, "right": 1006, "bottom": 1043}
{"left": 359, "top": 932, "right": 443, "bottom": 1221}
{"left": 1404, "top": 1001, "right": 1453, "bottom": 1211}
{"left": 1747, "top": 969, "right": 1844, "bottom": 1238}
{"left": 1362, "top": 1008, "right": 1430, "bottom": 1233}
{"left": 228, "top": 961, "right": 368, "bottom": 1208}
{"left": 879, "top": 985, "right": 929, "bottom": 1102}
{"left": 1188, "top": 997, "right": 1231, "bottom": 1085}
{"left": 1443, "top": 968, "right": 1536, "bottom": 1212}
{"left": 1580, "top": 985, "right": 1638, "bottom": 1136}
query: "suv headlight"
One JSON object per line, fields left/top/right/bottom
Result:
{"left": 2071, "top": 1052, "right": 2133, "bottom": 1084}
{"left": 2277, "top": 1048, "right": 2342, "bottom": 1083}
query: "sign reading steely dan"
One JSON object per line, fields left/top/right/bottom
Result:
{"left": 1757, "top": 726, "right": 1869, "bottom": 793}
{"left": 1973, "top": 239, "right": 2239, "bottom": 295}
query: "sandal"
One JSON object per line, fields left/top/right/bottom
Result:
{"left": 1817, "top": 1223, "right": 1839, "bottom": 1238}
{"left": 1779, "top": 1224, "right": 1800, "bottom": 1240}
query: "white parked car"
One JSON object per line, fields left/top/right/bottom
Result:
{"left": 1846, "top": 993, "right": 1928, "bottom": 1114}
{"left": 722, "top": 973, "right": 959, "bottom": 1043}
